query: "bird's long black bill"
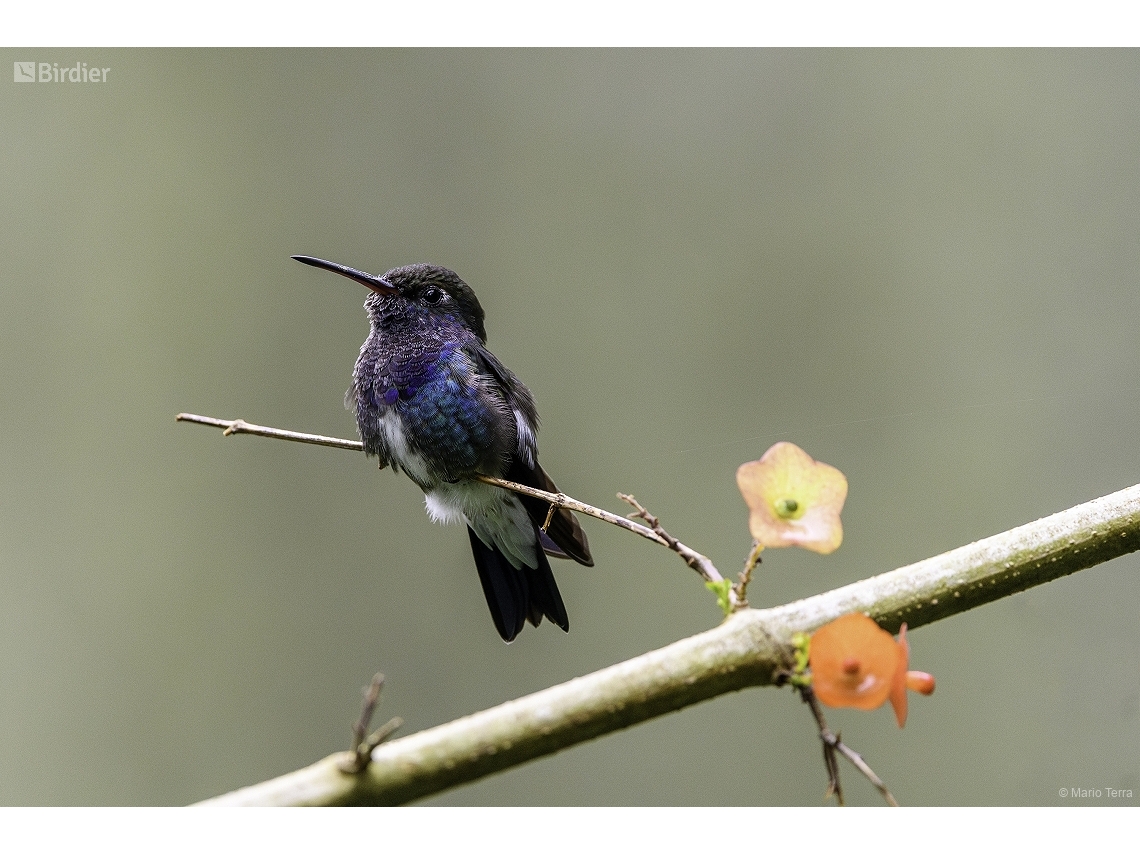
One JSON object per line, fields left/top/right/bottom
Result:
{"left": 291, "top": 255, "right": 397, "bottom": 295}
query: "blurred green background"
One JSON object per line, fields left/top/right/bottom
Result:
{"left": 1, "top": 49, "right": 1138, "bottom": 806}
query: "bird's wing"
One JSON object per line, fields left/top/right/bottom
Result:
{"left": 470, "top": 343, "right": 593, "bottom": 567}
{"left": 468, "top": 343, "right": 540, "bottom": 467}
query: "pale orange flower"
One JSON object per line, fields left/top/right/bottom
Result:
{"left": 736, "top": 442, "right": 847, "bottom": 554}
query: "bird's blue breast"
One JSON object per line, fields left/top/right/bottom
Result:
{"left": 355, "top": 339, "right": 508, "bottom": 484}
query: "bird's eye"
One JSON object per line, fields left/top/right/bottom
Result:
{"left": 422, "top": 286, "right": 445, "bottom": 305}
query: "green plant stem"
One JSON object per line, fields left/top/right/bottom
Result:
{"left": 195, "top": 480, "right": 1140, "bottom": 806}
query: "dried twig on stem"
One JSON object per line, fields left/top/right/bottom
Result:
{"left": 177, "top": 413, "right": 365, "bottom": 450}
{"left": 175, "top": 413, "right": 725, "bottom": 583}
{"left": 341, "top": 673, "right": 404, "bottom": 774}
{"left": 800, "top": 684, "right": 897, "bottom": 807}
{"left": 733, "top": 541, "right": 764, "bottom": 609}
{"left": 618, "top": 493, "right": 730, "bottom": 593}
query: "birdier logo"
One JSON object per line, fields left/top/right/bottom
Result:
{"left": 13, "top": 61, "right": 110, "bottom": 83}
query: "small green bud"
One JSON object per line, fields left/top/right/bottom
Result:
{"left": 705, "top": 579, "right": 734, "bottom": 617}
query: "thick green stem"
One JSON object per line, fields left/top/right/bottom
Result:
{"left": 197, "top": 482, "right": 1140, "bottom": 807}
{"left": 763, "top": 481, "right": 1140, "bottom": 635}
{"left": 200, "top": 611, "right": 779, "bottom": 806}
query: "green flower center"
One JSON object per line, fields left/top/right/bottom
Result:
{"left": 774, "top": 497, "right": 801, "bottom": 519}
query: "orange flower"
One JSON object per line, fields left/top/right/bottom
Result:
{"left": 888, "top": 623, "right": 937, "bottom": 727}
{"left": 811, "top": 614, "right": 936, "bottom": 728}
{"left": 736, "top": 442, "right": 847, "bottom": 554}
{"left": 890, "top": 624, "right": 909, "bottom": 728}
{"left": 809, "top": 614, "right": 899, "bottom": 711}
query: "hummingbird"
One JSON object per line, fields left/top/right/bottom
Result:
{"left": 293, "top": 255, "right": 593, "bottom": 642}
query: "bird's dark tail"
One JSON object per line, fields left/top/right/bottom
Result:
{"left": 467, "top": 525, "right": 569, "bottom": 642}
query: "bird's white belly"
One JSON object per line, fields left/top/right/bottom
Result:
{"left": 425, "top": 480, "right": 537, "bottom": 569}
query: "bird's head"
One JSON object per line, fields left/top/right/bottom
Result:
{"left": 293, "top": 255, "right": 488, "bottom": 342}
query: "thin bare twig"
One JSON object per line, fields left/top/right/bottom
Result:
{"left": 801, "top": 683, "right": 844, "bottom": 804}
{"left": 340, "top": 673, "right": 404, "bottom": 774}
{"left": 176, "top": 413, "right": 364, "bottom": 450}
{"left": 349, "top": 674, "right": 384, "bottom": 756}
{"left": 833, "top": 738, "right": 896, "bottom": 805}
{"left": 733, "top": 541, "right": 764, "bottom": 609}
{"left": 471, "top": 476, "right": 673, "bottom": 550}
{"left": 800, "top": 684, "right": 898, "bottom": 807}
{"left": 175, "top": 412, "right": 723, "bottom": 579}
{"left": 617, "top": 493, "right": 729, "bottom": 592}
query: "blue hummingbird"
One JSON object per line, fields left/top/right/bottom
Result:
{"left": 293, "top": 255, "right": 593, "bottom": 642}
